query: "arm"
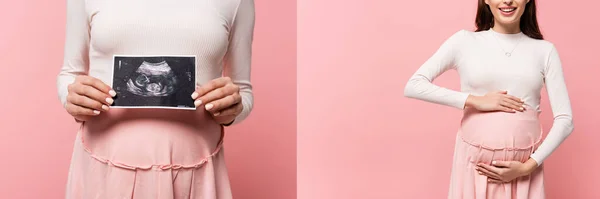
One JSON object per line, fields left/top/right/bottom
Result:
{"left": 529, "top": 45, "right": 575, "bottom": 165}
{"left": 479, "top": 45, "right": 575, "bottom": 179}
{"left": 222, "top": 0, "right": 255, "bottom": 125}
{"left": 403, "top": 30, "right": 471, "bottom": 109}
{"left": 57, "top": 0, "right": 90, "bottom": 108}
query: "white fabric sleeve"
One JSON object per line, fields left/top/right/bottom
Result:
{"left": 403, "top": 30, "right": 471, "bottom": 109}
{"left": 529, "top": 45, "right": 575, "bottom": 165}
{"left": 56, "top": 0, "right": 90, "bottom": 108}
{"left": 222, "top": 0, "right": 255, "bottom": 125}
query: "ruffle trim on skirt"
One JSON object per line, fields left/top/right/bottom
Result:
{"left": 458, "top": 130, "right": 542, "bottom": 152}
{"left": 78, "top": 122, "right": 225, "bottom": 171}
{"left": 458, "top": 107, "right": 544, "bottom": 152}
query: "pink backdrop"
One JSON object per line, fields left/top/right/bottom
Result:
{"left": 298, "top": 0, "right": 599, "bottom": 198}
{"left": 0, "top": 0, "right": 296, "bottom": 198}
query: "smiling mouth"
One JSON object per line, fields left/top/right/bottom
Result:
{"left": 499, "top": 7, "right": 517, "bottom": 13}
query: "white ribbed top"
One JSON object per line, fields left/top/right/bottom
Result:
{"left": 56, "top": 0, "right": 255, "bottom": 125}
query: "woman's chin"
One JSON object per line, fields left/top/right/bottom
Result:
{"left": 495, "top": 19, "right": 521, "bottom": 28}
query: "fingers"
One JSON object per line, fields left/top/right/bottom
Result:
{"left": 67, "top": 93, "right": 109, "bottom": 112}
{"left": 496, "top": 104, "right": 516, "bottom": 113}
{"left": 76, "top": 75, "right": 115, "bottom": 97}
{"left": 73, "top": 84, "right": 114, "bottom": 106}
{"left": 478, "top": 170, "right": 502, "bottom": 181}
{"left": 66, "top": 102, "right": 101, "bottom": 116}
{"left": 503, "top": 95, "right": 525, "bottom": 110}
{"left": 491, "top": 90, "right": 524, "bottom": 105}
{"left": 192, "top": 77, "right": 232, "bottom": 99}
{"left": 500, "top": 99, "right": 523, "bottom": 112}
{"left": 499, "top": 92, "right": 526, "bottom": 109}
{"left": 64, "top": 76, "right": 114, "bottom": 120}
{"left": 478, "top": 163, "right": 502, "bottom": 175}
{"left": 194, "top": 82, "right": 239, "bottom": 110}
{"left": 476, "top": 165, "right": 502, "bottom": 180}
{"left": 191, "top": 77, "right": 243, "bottom": 120}
{"left": 212, "top": 103, "right": 243, "bottom": 117}
{"left": 491, "top": 161, "right": 511, "bottom": 168}
{"left": 205, "top": 94, "right": 242, "bottom": 114}
{"left": 194, "top": 87, "right": 228, "bottom": 108}
{"left": 504, "top": 94, "right": 523, "bottom": 104}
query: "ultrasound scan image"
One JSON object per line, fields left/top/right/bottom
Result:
{"left": 126, "top": 61, "right": 177, "bottom": 97}
{"left": 111, "top": 56, "right": 196, "bottom": 109}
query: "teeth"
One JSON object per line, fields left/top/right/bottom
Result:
{"left": 500, "top": 8, "right": 516, "bottom": 12}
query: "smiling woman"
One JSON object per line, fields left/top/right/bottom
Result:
{"left": 404, "top": 0, "right": 574, "bottom": 198}
{"left": 476, "top": 0, "right": 542, "bottom": 39}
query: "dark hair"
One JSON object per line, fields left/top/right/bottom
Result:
{"left": 475, "top": 0, "right": 543, "bottom": 39}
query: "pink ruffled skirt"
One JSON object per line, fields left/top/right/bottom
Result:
{"left": 448, "top": 107, "right": 546, "bottom": 199}
{"left": 64, "top": 109, "right": 232, "bottom": 199}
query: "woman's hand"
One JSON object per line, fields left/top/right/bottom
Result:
{"left": 465, "top": 91, "right": 525, "bottom": 113}
{"left": 191, "top": 77, "right": 243, "bottom": 125}
{"left": 475, "top": 159, "right": 538, "bottom": 183}
{"left": 65, "top": 75, "right": 116, "bottom": 122}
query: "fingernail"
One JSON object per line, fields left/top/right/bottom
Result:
{"left": 106, "top": 98, "right": 114, "bottom": 104}
{"left": 191, "top": 92, "right": 198, "bottom": 99}
{"left": 194, "top": 100, "right": 202, "bottom": 107}
{"left": 214, "top": 112, "right": 220, "bottom": 116}
{"left": 93, "top": 110, "right": 100, "bottom": 115}
{"left": 478, "top": 172, "right": 483, "bottom": 175}
{"left": 102, "top": 105, "right": 109, "bottom": 111}
{"left": 205, "top": 104, "right": 214, "bottom": 110}
{"left": 492, "top": 161, "right": 497, "bottom": 165}
{"left": 109, "top": 90, "right": 117, "bottom": 97}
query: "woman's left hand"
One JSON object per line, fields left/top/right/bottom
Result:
{"left": 475, "top": 159, "right": 538, "bottom": 183}
{"left": 191, "top": 77, "right": 243, "bottom": 125}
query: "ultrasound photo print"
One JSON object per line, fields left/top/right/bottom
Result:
{"left": 111, "top": 55, "right": 196, "bottom": 110}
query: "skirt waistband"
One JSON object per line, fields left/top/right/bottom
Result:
{"left": 78, "top": 121, "right": 225, "bottom": 171}
{"left": 458, "top": 107, "right": 543, "bottom": 151}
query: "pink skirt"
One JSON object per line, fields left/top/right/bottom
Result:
{"left": 448, "top": 107, "right": 546, "bottom": 199}
{"left": 64, "top": 109, "right": 232, "bottom": 199}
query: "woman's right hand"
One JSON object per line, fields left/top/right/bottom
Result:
{"left": 65, "top": 75, "right": 116, "bottom": 122}
{"left": 465, "top": 91, "right": 525, "bottom": 113}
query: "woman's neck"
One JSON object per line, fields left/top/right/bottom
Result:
{"left": 492, "top": 22, "right": 521, "bottom": 34}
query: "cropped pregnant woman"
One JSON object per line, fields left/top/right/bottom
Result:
{"left": 404, "top": 0, "right": 573, "bottom": 198}
{"left": 56, "top": 0, "right": 255, "bottom": 198}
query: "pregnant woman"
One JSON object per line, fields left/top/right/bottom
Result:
{"left": 56, "top": 0, "right": 254, "bottom": 198}
{"left": 404, "top": 0, "right": 574, "bottom": 198}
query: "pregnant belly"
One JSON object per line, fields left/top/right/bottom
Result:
{"left": 458, "top": 107, "right": 543, "bottom": 151}
{"left": 80, "top": 108, "right": 223, "bottom": 169}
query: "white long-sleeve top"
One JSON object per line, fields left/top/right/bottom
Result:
{"left": 404, "top": 29, "right": 574, "bottom": 165}
{"left": 56, "top": 0, "right": 255, "bottom": 125}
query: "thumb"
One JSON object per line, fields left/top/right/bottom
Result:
{"left": 492, "top": 160, "right": 510, "bottom": 168}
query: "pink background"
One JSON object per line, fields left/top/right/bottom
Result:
{"left": 0, "top": 0, "right": 296, "bottom": 198}
{"left": 298, "top": 0, "right": 599, "bottom": 199}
